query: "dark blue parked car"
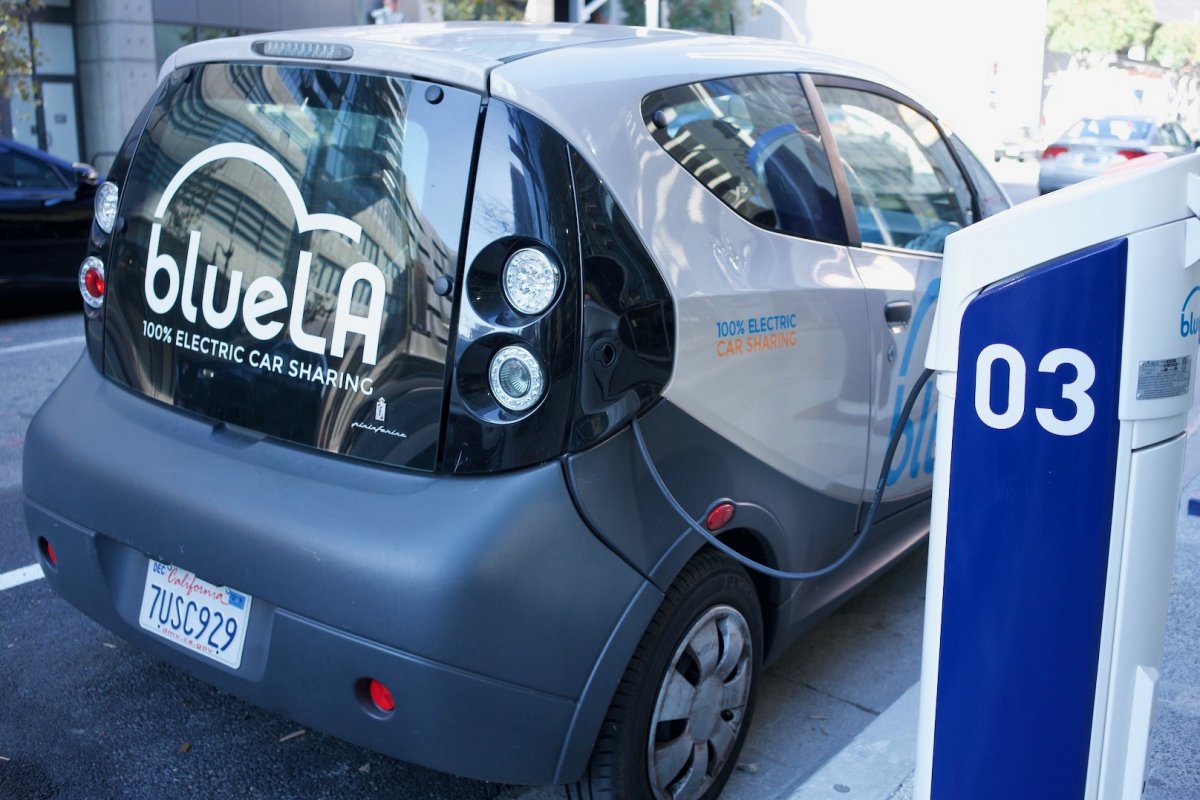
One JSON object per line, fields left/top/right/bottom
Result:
{"left": 0, "top": 138, "right": 100, "bottom": 288}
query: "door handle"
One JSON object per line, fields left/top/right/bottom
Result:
{"left": 885, "top": 300, "right": 913, "bottom": 326}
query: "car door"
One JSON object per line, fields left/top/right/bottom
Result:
{"left": 812, "top": 79, "right": 979, "bottom": 518}
{"left": 643, "top": 72, "right": 875, "bottom": 566}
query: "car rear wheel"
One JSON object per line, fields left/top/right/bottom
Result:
{"left": 568, "top": 550, "right": 762, "bottom": 800}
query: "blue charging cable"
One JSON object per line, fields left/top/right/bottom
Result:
{"left": 631, "top": 367, "right": 937, "bottom": 581}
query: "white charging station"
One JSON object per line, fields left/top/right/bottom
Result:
{"left": 915, "top": 154, "right": 1200, "bottom": 799}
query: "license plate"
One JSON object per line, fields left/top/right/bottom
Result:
{"left": 138, "top": 560, "right": 253, "bottom": 669}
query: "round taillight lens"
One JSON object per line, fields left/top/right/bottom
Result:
{"left": 705, "top": 502, "right": 736, "bottom": 531}
{"left": 79, "top": 257, "right": 106, "bottom": 308}
{"left": 94, "top": 181, "right": 119, "bottom": 234}
{"left": 368, "top": 679, "right": 395, "bottom": 713}
{"left": 488, "top": 345, "right": 544, "bottom": 413}
{"left": 502, "top": 248, "right": 559, "bottom": 315}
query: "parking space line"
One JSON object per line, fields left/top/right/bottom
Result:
{"left": 0, "top": 564, "right": 44, "bottom": 591}
{"left": 0, "top": 336, "right": 86, "bottom": 357}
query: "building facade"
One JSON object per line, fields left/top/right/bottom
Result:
{"left": 1, "top": 0, "right": 378, "bottom": 173}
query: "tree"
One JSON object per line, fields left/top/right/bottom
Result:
{"left": 0, "top": 0, "right": 40, "bottom": 101}
{"left": 619, "top": 0, "right": 736, "bottom": 33}
{"left": 1046, "top": 0, "right": 1154, "bottom": 68}
{"left": 1150, "top": 19, "right": 1200, "bottom": 69}
{"left": 439, "top": 0, "right": 525, "bottom": 21}
{"left": 1150, "top": 20, "right": 1200, "bottom": 132}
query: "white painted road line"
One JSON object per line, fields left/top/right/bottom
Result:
{"left": 0, "top": 336, "right": 86, "bottom": 357}
{"left": 0, "top": 564, "right": 44, "bottom": 592}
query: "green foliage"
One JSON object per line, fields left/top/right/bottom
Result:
{"left": 1150, "top": 20, "right": 1200, "bottom": 70}
{"left": 620, "top": 0, "right": 645, "bottom": 26}
{"left": 618, "top": 0, "right": 735, "bottom": 32}
{"left": 0, "top": 0, "right": 41, "bottom": 100}
{"left": 1046, "top": 0, "right": 1154, "bottom": 64}
{"left": 439, "top": 0, "right": 525, "bottom": 21}
{"left": 667, "top": 0, "right": 736, "bottom": 32}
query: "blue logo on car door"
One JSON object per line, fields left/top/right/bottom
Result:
{"left": 887, "top": 278, "right": 940, "bottom": 486}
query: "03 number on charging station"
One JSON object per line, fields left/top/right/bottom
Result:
{"left": 974, "top": 345, "right": 1096, "bottom": 436}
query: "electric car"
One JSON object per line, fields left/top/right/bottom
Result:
{"left": 23, "top": 23, "right": 1008, "bottom": 800}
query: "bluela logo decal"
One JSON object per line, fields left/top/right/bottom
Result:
{"left": 144, "top": 142, "right": 386, "bottom": 365}
{"left": 887, "top": 278, "right": 940, "bottom": 486}
{"left": 1181, "top": 286, "right": 1200, "bottom": 339}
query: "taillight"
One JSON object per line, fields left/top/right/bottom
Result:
{"left": 38, "top": 537, "right": 57, "bottom": 567}
{"left": 367, "top": 679, "right": 395, "bottom": 713}
{"left": 94, "top": 181, "right": 119, "bottom": 234}
{"left": 1042, "top": 145, "right": 1068, "bottom": 159}
{"left": 502, "top": 248, "right": 560, "bottom": 316}
{"left": 705, "top": 501, "right": 736, "bottom": 531}
{"left": 488, "top": 345, "right": 545, "bottom": 413}
{"left": 1117, "top": 149, "right": 1147, "bottom": 160}
{"left": 79, "top": 257, "right": 106, "bottom": 308}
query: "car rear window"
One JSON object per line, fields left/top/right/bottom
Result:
{"left": 1067, "top": 118, "right": 1152, "bottom": 141}
{"left": 643, "top": 73, "right": 847, "bottom": 244}
{"left": 103, "top": 63, "right": 480, "bottom": 471}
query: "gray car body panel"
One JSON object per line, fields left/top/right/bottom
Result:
{"left": 23, "top": 354, "right": 660, "bottom": 783}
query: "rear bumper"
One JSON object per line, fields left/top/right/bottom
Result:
{"left": 23, "top": 356, "right": 659, "bottom": 784}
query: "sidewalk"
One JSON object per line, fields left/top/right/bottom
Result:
{"left": 786, "top": 427, "right": 1200, "bottom": 800}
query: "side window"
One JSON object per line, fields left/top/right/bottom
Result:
{"left": 0, "top": 147, "right": 67, "bottom": 190}
{"left": 816, "top": 85, "right": 973, "bottom": 254}
{"left": 1171, "top": 123, "right": 1193, "bottom": 148}
{"left": 643, "top": 73, "right": 847, "bottom": 244}
{"left": 950, "top": 134, "right": 1010, "bottom": 218}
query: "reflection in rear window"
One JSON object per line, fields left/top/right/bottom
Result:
{"left": 104, "top": 63, "right": 480, "bottom": 471}
{"left": 643, "top": 74, "right": 847, "bottom": 244}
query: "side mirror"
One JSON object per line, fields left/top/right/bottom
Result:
{"left": 72, "top": 161, "right": 99, "bottom": 187}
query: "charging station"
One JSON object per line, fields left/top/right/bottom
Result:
{"left": 915, "top": 154, "right": 1200, "bottom": 799}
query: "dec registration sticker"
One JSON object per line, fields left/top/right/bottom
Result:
{"left": 138, "top": 560, "right": 253, "bottom": 669}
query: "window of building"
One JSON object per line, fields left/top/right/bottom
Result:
{"left": 155, "top": 25, "right": 248, "bottom": 68}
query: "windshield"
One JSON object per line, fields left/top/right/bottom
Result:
{"left": 103, "top": 63, "right": 480, "bottom": 471}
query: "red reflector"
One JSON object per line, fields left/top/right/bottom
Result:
{"left": 1117, "top": 149, "right": 1147, "bottom": 160}
{"left": 368, "top": 679, "right": 395, "bottom": 712}
{"left": 38, "top": 537, "right": 57, "bottom": 566}
{"left": 1042, "top": 145, "right": 1068, "bottom": 159}
{"left": 84, "top": 267, "right": 105, "bottom": 298}
{"left": 705, "top": 502, "right": 736, "bottom": 531}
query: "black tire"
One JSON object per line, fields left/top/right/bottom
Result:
{"left": 568, "top": 550, "right": 763, "bottom": 800}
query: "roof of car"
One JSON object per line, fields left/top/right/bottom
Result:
{"left": 163, "top": 22, "right": 911, "bottom": 99}
{"left": 0, "top": 137, "right": 79, "bottom": 170}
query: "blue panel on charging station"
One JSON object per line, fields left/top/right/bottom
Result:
{"left": 931, "top": 239, "right": 1127, "bottom": 798}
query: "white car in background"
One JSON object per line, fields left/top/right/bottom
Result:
{"left": 1038, "top": 114, "right": 1196, "bottom": 193}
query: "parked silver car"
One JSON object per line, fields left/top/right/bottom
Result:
{"left": 1038, "top": 114, "right": 1195, "bottom": 193}
{"left": 25, "top": 22, "right": 1008, "bottom": 800}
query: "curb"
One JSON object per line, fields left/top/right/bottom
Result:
{"left": 787, "top": 682, "right": 919, "bottom": 800}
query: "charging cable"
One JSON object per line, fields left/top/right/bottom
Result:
{"left": 632, "top": 367, "right": 936, "bottom": 581}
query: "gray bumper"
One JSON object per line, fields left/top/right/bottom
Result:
{"left": 23, "top": 356, "right": 660, "bottom": 784}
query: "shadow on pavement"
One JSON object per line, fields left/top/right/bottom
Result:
{"left": 0, "top": 287, "right": 81, "bottom": 321}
